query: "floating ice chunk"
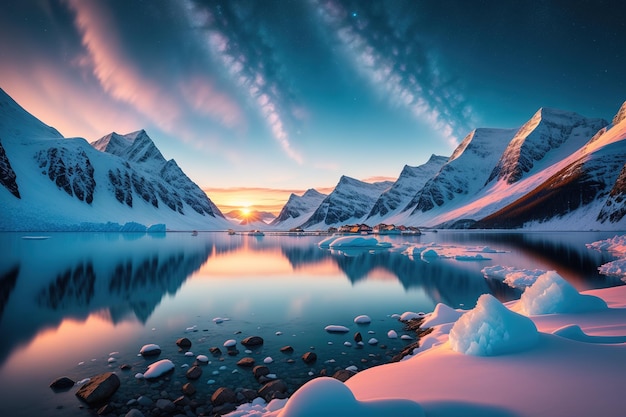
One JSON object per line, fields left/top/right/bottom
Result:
{"left": 219, "top": 366, "right": 227, "bottom": 371}
{"left": 224, "top": 339, "right": 237, "bottom": 347}
{"left": 107, "top": 357, "right": 116, "bottom": 363}
{"left": 207, "top": 379, "right": 216, "bottom": 384}
{"left": 264, "top": 357, "right": 274, "bottom": 364}
{"left": 147, "top": 223, "right": 166, "bottom": 233}
{"left": 181, "top": 364, "right": 189, "bottom": 368}
{"left": 449, "top": 294, "right": 539, "bottom": 356}
{"left": 328, "top": 236, "right": 389, "bottom": 249}
{"left": 135, "top": 373, "right": 144, "bottom": 379}
{"left": 184, "top": 352, "right": 194, "bottom": 357}
{"left": 482, "top": 265, "right": 546, "bottom": 289}
{"left": 318, "top": 235, "right": 342, "bottom": 248}
{"left": 77, "top": 378, "right": 90, "bottom": 385}
{"left": 586, "top": 235, "right": 626, "bottom": 256}
{"left": 325, "top": 325, "right": 350, "bottom": 333}
{"left": 520, "top": 271, "right": 608, "bottom": 315}
{"left": 276, "top": 331, "right": 283, "bottom": 335}
{"left": 213, "top": 317, "right": 224, "bottom": 324}
{"left": 598, "top": 259, "right": 626, "bottom": 280}
{"left": 185, "top": 325, "right": 197, "bottom": 332}
{"left": 368, "top": 338, "right": 378, "bottom": 345}
{"left": 212, "top": 370, "right": 219, "bottom": 375}
{"left": 455, "top": 254, "right": 490, "bottom": 261}
{"left": 143, "top": 359, "right": 175, "bottom": 379}
{"left": 354, "top": 315, "right": 371, "bottom": 324}
{"left": 109, "top": 351, "right": 119, "bottom": 356}
{"left": 400, "top": 335, "right": 413, "bottom": 341}
{"left": 390, "top": 313, "right": 401, "bottom": 319}
{"left": 276, "top": 377, "right": 424, "bottom": 417}
{"left": 266, "top": 373, "right": 277, "bottom": 379}
{"left": 346, "top": 365, "right": 358, "bottom": 372}
{"left": 422, "top": 303, "right": 465, "bottom": 328}
{"left": 344, "top": 341, "right": 352, "bottom": 347}
{"left": 196, "top": 355, "right": 209, "bottom": 363}
{"left": 387, "top": 330, "right": 398, "bottom": 339}
{"left": 421, "top": 249, "right": 439, "bottom": 259}
{"left": 121, "top": 221, "right": 147, "bottom": 232}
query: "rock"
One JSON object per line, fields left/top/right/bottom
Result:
{"left": 280, "top": 345, "right": 294, "bottom": 353}
{"left": 155, "top": 398, "right": 175, "bottom": 412}
{"left": 223, "top": 339, "right": 237, "bottom": 348}
{"left": 139, "top": 344, "right": 161, "bottom": 357}
{"left": 209, "top": 347, "right": 222, "bottom": 356}
{"left": 324, "top": 325, "right": 350, "bottom": 333}
{"left": 182, "top": 382, "right": 196, "bottom": 396}
{"left": 332, "top": 369, "right": 357, "bottom": 382}
{"left": 173, "top": 395, "right": 190, "bottom": 407}
{"left": 253, "top": 365, "right": 270, "bottom": 379}
{"left": 125, "top": 409, "right": 145, "bottom": 417}
{"left": 301, "top": 351, "right": 317, "bottom": 364}
{"left": 119, "top": 364, "right": 132, "bottom": 371}
{"left": 137, "top": 396, "right": 153, "bottom": 407}
{"left": 186, "top": 365, "right": 202, "bottom": 380}
{"left": 211, "top": 387, "right": 237, "bottom": 406}
{"left": 50, "top": 376, "right": 75, "bottom": 390}
{"left": 75, "top": 372, "right": 121, "bottom": 406}
{"left": 236, "top": 357, "right": 255, "bottom": 367}
{"left": 176, "top": 337, "right": 192, "bottom": 349}
{"left": 241, "top": 336, "right": 264, "bottom": 347}
{"left": 240, "top": 388, "right": 258, "bottom": 401}
{"left": 368, "top": 338, "right": 379, "bottom": 345}
{"left": 97, "top": 403, "right": 116, "bottom": 415}
{"left": 354, "top": 315, "right": 372, "bottom": 324}
{"left": 227, "top": 349, "right": 240, "bottom": 356}
{"left": 258, "top": 380, "right": 288, "bottom": 401}
{"left": 354, "top": 332, "right": 363, "bottom": 343}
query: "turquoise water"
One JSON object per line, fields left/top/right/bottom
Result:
{"left": 0, "top": 231, "right": 621, "bottom": 416}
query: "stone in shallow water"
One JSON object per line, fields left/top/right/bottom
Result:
{"left": 241, "top": 336, "right": 264, "bottom": 347}
{"left": 211, "top": 387, "right": 237, "bottom": 406}
{"left": 139, "top": 344, "right": 161, "bottom": 357}
{"left": 75, "top": 372, "right": 120, "bottom": 406}
{"left": 176, "top": 337, "right": 192, "bottom": 349}
{"left": 237, "top": 357, "right": 255, "bottom": 367}
{"left": 301, "top": 351, "right": 317, "bottom": 364}
{"left": 280, "top": 345, "right": 294, "bottom": 353}
{"left": 186, "top": 365, "right": 202, "bottom": 380}
{"left": 50, "top": 376, "right": 75, "bottom": 390}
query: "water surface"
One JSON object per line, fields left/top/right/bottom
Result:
{"left": 0, "top": 231, "right": 621, "bottom": 416}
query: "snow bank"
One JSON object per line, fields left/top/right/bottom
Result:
{"left": 449, "top": 294, "right": 539, "bottom": 356}
{"left": 482, "top": 265, "right": 547, "bottom": 289}
{"left": 519, "top": 271, "right": 607, "bottom": 315}
{"left": 325, "top": 325, "right": 350, "bottom": 333}
{"left": 421, "top": 303, "right": 465, "bottom": 329}
{"left": 143, "top": 359, "right": 175, "bottom": 379}
{"left": 276, "top": 377, "right": 424, "bottom": 417}
{"left": 552, "top": 324, "right": 626, "bottom": 344}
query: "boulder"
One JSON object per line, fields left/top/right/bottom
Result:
{"left": 182, "top": 382, "right": 196, "bottom": 396}
{"left": 75, "top": 372, "right": 120, "bottom": 406}
{"left": 49, "top": 376, "right": 75, "bottom": 390}
{"left": 186, "top": 365, "right": 202, "bottom": 380}
{"left": 209, "top": 347, "right": 222, "bottom": 356}
{"left": 280, "top": 345, "right": 294, "bottom": 353}
{"left": 253, "top": 365, "right": 270, "bottom": 379}
{"left": 211, "top": 387, "right": 237, "bottom": 406}
{"left": 301, "top": 351, "right": 317, "bottom": 364}
{"left": 241, "top": 336, "right": 264, "bottom": 347}
{"left": 236, "top": 357, "right": 255, "bottom": 367}
{"left": 258, "top": 380, "right": 288, "bottom": 401}
{"left": 332, "top": 369, "right": 357, "bottom": 382}
{"left": 176, "top": 337, "right": 192, "bottom": 349}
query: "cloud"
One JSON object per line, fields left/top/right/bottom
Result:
{"left": 64, "top": 0, "right": 245, "bottom": 141}
{"left": 313, "top": 0, "right": 476, "bottom": 147}
{"left": 183, "top": 0, "right": 304, "bottom": 164}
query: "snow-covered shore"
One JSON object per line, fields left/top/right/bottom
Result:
{"left": 226, "top": 237, "right": 626, "bottom": 417}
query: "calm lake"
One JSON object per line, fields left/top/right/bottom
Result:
{"left": 0, "top": 230, "right": 623, "bottom": 416}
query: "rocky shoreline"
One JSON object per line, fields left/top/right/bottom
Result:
{"left": 50, "top": 319, "right": 425, "bottom": 417}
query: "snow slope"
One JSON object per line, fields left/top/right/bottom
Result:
{"left": 366, "top": 154, "right": 447, "bottom": 223}
{"left": 232, "top": 273, "right": 626, "bottom": 417}
{"left": 271, "top": 189, "right": 327, "bottom": 230}
{"left": 0, "top": 89, "right": 232, "bottom": 231}
{"left": 301, "top": 176, "right": 392, "bottom": 229}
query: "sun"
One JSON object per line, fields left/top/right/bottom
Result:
{"left": 241, "top": 207, "right": 251, "bottom": 217}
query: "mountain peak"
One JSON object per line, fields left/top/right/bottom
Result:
{"left": 613, "top": 102, "right": 626, "bottom": 125}
{"left": 91, "top": 130, "right": 166, "bottom": 165}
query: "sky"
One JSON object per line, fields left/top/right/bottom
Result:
{"left": 1, "top": 0, "right": 625, "bottom": 213}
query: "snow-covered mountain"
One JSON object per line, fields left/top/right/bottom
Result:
{"left": 0, "top": 88, "right": 232, "bottom": 231}
{"left": 403, "top": 127, "right": 519, "bottom": 218}
{"left": 270, "top": 188, "right": 327, "bottom": 230}
{"left": 487, "top": 108, "right": 607, "bottom": 185}
{"left": 226, "top": 209, "right": 276, "bottom": 226}
{"left": 366, "top": 154, "right": 447, "bottom": 223}
{"left": 300, "top": 176, "right": 392, "bottom": 229}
